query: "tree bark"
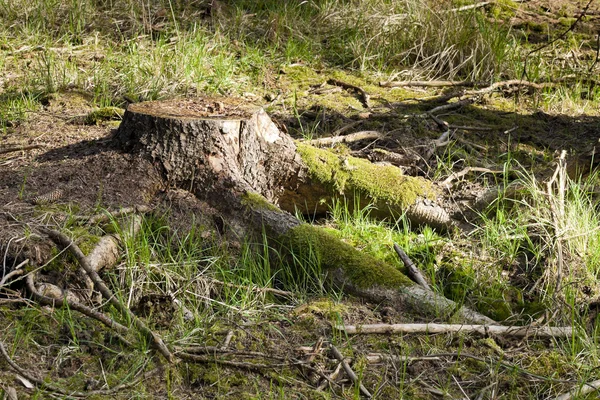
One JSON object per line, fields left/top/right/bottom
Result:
{"left": 114, "top": 97, "right": 490, "bottom": 324}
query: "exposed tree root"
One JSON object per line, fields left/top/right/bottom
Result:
{"left": 0, "top": 340, "right": 157, "bottom": 397}
{"left": 40, "top": 228, "right": 174, "bottom": 363}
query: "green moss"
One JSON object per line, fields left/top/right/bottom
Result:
{"left": 241, "top": 191, "right": 282, "bottom": 213}
{"left": 558, "top": 17, "right": 577, "bottom": 27}
{"left": 296, "top": 142, "right": 434, "bottom": 208}
{"left": 281, "top": 224, "right": 413, "bottom": 289}
{"left": 84, "top": 106, "right": 124, "bottom": 125}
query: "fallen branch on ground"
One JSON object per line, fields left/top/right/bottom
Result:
{"left": 83, "top": 205, "right": 152, "bottom": 225}
{"left": 555, "top": 378, "right": 600, "bottom": 400}
{"left": 25, "top": 273, "right": 133, "bottom": 346}
{"left": 442, "top": 167, "right": 505, "bottom": 187}
{"left": 379, "top": 80, "right": 486, "bottom": 88}
{"left": 336, "top": 323, "right": 573, "bottom": 338}
{"left": 41, "top": 228, "right": 174, "bottom": 362}
{"left": 0, "top": 145, "right": 45, "bottom": 155}
{"left": 327, "top": 79, "right": 371, "bottom": 108}
{"left": 305, "top": 131, "right": 386, "bottom": 147}
{"left": 0, "top": 341, "right": 154, "bottom": 397}
{"left": 329, "top": 343, "right": 372, "bottom": 398}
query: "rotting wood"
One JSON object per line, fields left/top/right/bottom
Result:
{"left": 336, "top": 323, "right": 573, "bottom": 338}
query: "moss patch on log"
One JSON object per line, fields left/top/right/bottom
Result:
{"left": 280, "top": 223, "right": 413, "bottom": 289}
{"left": 241, "top": 192, "right": 282, "bottom": 213}
{"left": 296, "top": 142, "right": 434, "bottom": 208}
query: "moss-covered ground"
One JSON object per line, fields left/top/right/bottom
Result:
{"left": 1, "top": 0, "right": 600, "bottom": 398}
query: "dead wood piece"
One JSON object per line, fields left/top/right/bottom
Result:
{"left": 317, "top": 361, "right": 344, "bottom": 391}
{"left": 329, "top": 343, "right": 372, "bottom": 398}
{"left": 337, "top": 323, "right": 573, "bottom": 338}
{"left": 365, "top": 353, "right": 440, "bottom": 364}
{"left": 0, "top": 258, "right": 27, "bottom": 287}
{"left": 306, "top": 131, "right": 386, "bottom": 147}
{"left": 221, "top": 330, "right": 235, "bottom": 350}
{"left": 41, "top": 228, "right": 174, "bottom": 363}
{"left": 0, "top": 145, "right": 44, "bottom": 156}
{"left": 177, "top": 351, "right": 309, "bottom": 371}
{"left": 442, "top": 167, "right": 505, "bottom": 187}
{"left": 327, "top": 79, "right": 371, "bottom": 108}
{"left": 0, "top": 341, "right": 151, "bottom": 397}
{"left": 25, "top": 273, "right": 132, "bottom": 339}
{"left": 393, "top": 243, "right": 431, "bottom": 291}
{"left": 555, "top": 379, "right": 600, "bottom": 400}
{"left": 379, "top": 80, "right": 485, "bottom": 88}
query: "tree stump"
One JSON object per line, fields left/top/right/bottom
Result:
{"left": 115, "top": 97, "right": 492, "bottom": 324}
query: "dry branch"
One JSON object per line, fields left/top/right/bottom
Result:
{"left": 41, "top": 228, "right": 174, "bottom": 363}
{"left": 555, "top": 379, "right": 600, "bottom": 400}
{"left": 329, "top": 343, "right": 372, "bottom": 398}
{"left": 336, "top": 323, "right": 573, "bottom": 338}
{"left": 379, "top": 80, "right": 485, "bottom": 88}
{"left": 442, "top": 167, "right": 505, "bottom": 187}
{"left": 306, "top": 131, "right": 386, "bottom": 147}
{"left": 0, "top": 341, "right": 153, "bottom": 397}
{"left": 0, "top": 145, "right": 44, "bottom": 155}
{"left": 327, "top": 79, "right": 371, "bottom": 108}
{"left": 25, "top": 273, "right": 132, "bottom": 339}
{"left": 393, "top": 243, "right": 431, "bottom": 291}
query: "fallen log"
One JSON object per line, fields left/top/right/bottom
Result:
{"left": 113, "top": 97, "right": 491, "bottom": 324}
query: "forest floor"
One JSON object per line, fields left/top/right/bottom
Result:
{"left": 1, "top": 0, "right": 600, "bottom": 399}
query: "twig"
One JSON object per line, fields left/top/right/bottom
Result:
{"left": 0, "top": 145, "right": 44, "bottom": 155}
{"left": 25, "top": 273, "right": 133, "bottom": 344}
{"left": 442, "top": 167, "right": 505, "bottom": 186}
{"left": 555, "top": 378, "right": 600, "bottom": 400}
{"left": 329, "top": 343, "right": 372, "bottom": 398}
{"left": 379, "top": 80, "right": 486, "bottom": 88}
{"left": 0, "top": 341, "right": 155, "bottom": 397}
{"left": 306, "top": 131, "right": 386, "bottom": 147}
{"left": 41, "top": 228, "right": 174, "bottom": 363}
{"left": 522, "top": 0, "right": 595, "bottom": 80}
{"left": 327, "top": 79, "right": 371, "bottom": 108}
{"left": 393, "top": 244, "right": 431, "bottom": 291}
{"left": 317, "top": 361, "right": 344, "bottom": 390}
{"left": 364, "top": 353, "right": 441, "bottom": 363}
{"left": 0, "top": 258, "right": 28, "bottom": 287}
{"left": 177, "top": 351, "right": 309, "bottom": 371}
{"left": 336, "top": 323, "right": 573, "bottom": 338}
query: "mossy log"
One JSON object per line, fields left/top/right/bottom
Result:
{"left": 115, "top": 97, "right": 490, "bottom": 324}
